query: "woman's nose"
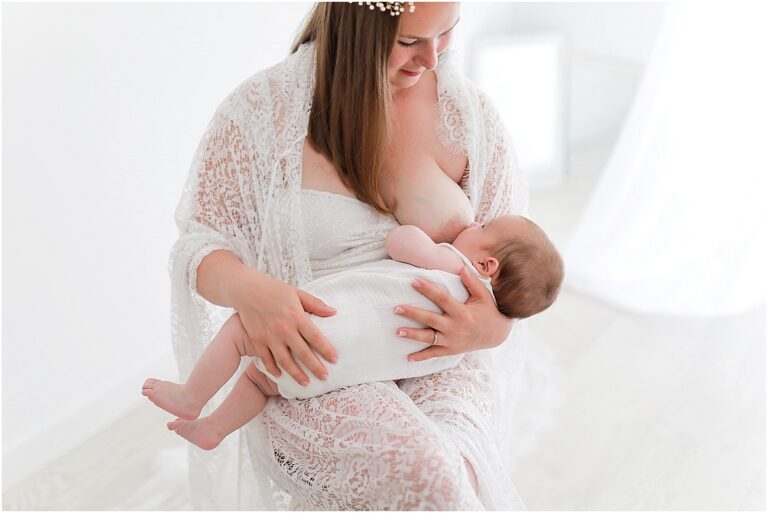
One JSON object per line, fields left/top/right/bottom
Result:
{"left": 416, "top": 40, "right": 439, "bottom": 70}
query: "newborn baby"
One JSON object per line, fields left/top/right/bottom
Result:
{"left": 142, "top": 214, "right": 563, "bottom": 450}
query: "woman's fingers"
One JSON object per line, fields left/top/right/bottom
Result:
{"left": 297, "top": 289, "right": 337, "bottom": 317}
{"left": 408, "top": 278, "right": 463, "bottom": 316}
{"left": 270, "top": 313, "right": 336, "bottom": 384}
{"left": 298, "top": 313, "right": 338, "bottom": 364}
{"left": 395, "top": 327, "right": 455, "bottom": 362}
{"left": 396, "top": 327, "right": 441, "bottom": 346}
{"left": 270, "top": 344, "right": 311, "bottom": 386}
{"left": 296, "top": 318, "right": 338, "bottom": 375}
{"left": 255, "top": 347, "right": 282, "bottom": 378}
{"left": 459, "top": 266, "right": 494, "bottom": 302}
{"left": 286, "top": 334, "right": 329, "bottom": 383}
{"left": 235, "top": 284, "right": 337, "bottom": 386}
{"left": 393, "top": 302, "right": 447, "bottom": 332}
{"left": 407, "top": 344, "right": 451, "bottom": 362}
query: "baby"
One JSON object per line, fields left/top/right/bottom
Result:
{"left": 143, "top": 214, "right": 563, "bottom": 450}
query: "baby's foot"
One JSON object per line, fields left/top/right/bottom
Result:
{"left": 167, "top": 418, "right": 224, "bottom": 451}
{"left": 142, "top": 378, "right": 201, "bottom": 420}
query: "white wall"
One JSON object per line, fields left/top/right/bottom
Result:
{"left": 2, "top": 2, "right": 314, "bottom": 487}
{"left": 452, "top": 2, "right": 667, "bottom": 147}
{"left": 2, "top": 2, "right": 664, "bottom": 487}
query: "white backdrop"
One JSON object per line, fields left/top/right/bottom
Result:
{"left": 565, "top": 1, "right": 768, "bottom": 315}
{"left": 2, "top": 2, "right": 315, "bottom": 486}
{"left": 2, "top": 2, "right": 665, "bottom": 487}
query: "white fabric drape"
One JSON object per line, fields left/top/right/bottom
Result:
{"left": 565, "top": 1, "right": 768, "bottom": 316}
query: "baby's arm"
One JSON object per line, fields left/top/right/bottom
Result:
{"left": 386, "top": 225, "right": 465, "bottom": 275}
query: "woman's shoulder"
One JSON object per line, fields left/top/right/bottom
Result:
{"left": 211, "top": 43, "right": 315, "bottom": 128}
{"left": 433, "top": 50, "right": 507, "bottom": 160}
{"left": 434, "top": 51, "right": 501, "bottom": 125}
{"left": 435, "top": 51, "right": 485, "bottom": 100}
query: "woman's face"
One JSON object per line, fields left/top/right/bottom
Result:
{"left": 388, "top": 2, "right": 460, "bottom": 92}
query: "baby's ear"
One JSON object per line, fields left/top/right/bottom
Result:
{"left": 476, "top": 257, "right": 499, "bottom": 277}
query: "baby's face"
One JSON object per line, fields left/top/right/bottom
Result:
{"left": 452, "top": 215, "right": 531, "bottom": 272}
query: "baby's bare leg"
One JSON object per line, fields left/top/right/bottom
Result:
{"left": 142, "top": 313, "right": 249, "bottom": 419}
{"left": 167, "top": 362, "right": 277, "bottom": 450}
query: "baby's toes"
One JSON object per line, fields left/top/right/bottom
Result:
{"left": 141, "top": 378, "right": 160, "bottom": 396}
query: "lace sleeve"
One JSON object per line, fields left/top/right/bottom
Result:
{"left": 474, "top": 91, "right": 529, "bottom": 222}
{"left": 168, "top": 107, "right": 267, "bottom": 382}
{"left": 171, "top": 113, "right": 260, "bottom": 298}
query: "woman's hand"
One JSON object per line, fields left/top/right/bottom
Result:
{"left": 394, "top": 267, "right": 513, "bottom": 361}
{"left": 232, "top": 270, "right": 339, "bottom": 386}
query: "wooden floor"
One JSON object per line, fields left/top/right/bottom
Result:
{"left": 518, "top": 291, "right": 765, "bottom": 510}
{"left": 3, "top": 142, "right": 765, "bottom": 510}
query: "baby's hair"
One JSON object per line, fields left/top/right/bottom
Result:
{"left": 489, "top": 218, "right": 564, "bottom": 319}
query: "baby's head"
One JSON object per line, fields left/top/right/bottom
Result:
{"left": 452, "top": 215, "right": 564, "bottom": 319}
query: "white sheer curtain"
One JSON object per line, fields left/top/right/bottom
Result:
{"left": 565, "top": 1, "right": 768, "bottom": 316}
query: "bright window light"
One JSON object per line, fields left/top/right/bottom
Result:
{"left": 472, "top": 33, "right": 567, "bottom": 188}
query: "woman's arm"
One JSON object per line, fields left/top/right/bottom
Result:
{"left": 194, "top": 249, "right": 339, "bottom": 385}
{"left": 196, "top": 250, "right": 257, "bottom": 308}
{"left": 185, "top": 117, "right": 338, "bottom": 385}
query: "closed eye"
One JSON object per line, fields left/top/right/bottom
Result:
{"left": 397, "top": 25, "right": 456, "bottom": 47}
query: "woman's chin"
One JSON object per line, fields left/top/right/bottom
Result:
{"left": 390, "top": 76, "right": 420, "bottom": 92}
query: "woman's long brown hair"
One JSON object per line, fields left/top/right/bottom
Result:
{"left": 292, "top": 3, "right": 401, "bottom": 215}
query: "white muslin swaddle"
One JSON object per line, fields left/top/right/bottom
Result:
{"left": 253, "top": 243, "right": 494, "bottom": 399}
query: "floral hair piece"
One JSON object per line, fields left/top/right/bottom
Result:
{"left": 355, "top": 1, "right": 416, "bottom": 16}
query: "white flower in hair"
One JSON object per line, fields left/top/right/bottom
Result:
{"left": 354, "top": 1, "right": 416, "bottom": 16}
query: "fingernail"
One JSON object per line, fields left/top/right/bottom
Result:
{"left": 330, "top": 356, "right": 338, "bottom": 363}
{"left": 398, "top": 329, "right": 406, "bottom": 337}
{"left": 411, "top": 279, "right": 422, "bottom": 288}
{"left": 301, "top": 379, "right": 309, "bottom": 386}
{"left": 394, "top": 306, "right": 404, "bottom": 314}
{"left": 319, "top": 373, "right": 328, "bottom": 381}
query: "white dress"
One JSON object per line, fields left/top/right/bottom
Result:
{"left": 254, "top": 190, "right": 495, "bottom": 401}
{"left": 242, "top": 190, "right": 524, "bottom": 509}
{"left": 170, "top": 42, "right": 530, "bottom": 510}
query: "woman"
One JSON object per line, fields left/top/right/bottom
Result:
{"left": 171, "top": 2, "right": 529, "bottom": 509}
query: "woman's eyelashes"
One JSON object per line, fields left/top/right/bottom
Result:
{"left": 397, "top": 31, "right": 452, "bottom": 47}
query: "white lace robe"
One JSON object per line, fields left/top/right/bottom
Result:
{"left": 170, "top": 42, "right": 529, "bottom": 510}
